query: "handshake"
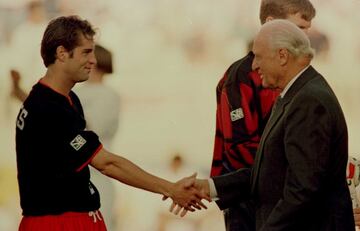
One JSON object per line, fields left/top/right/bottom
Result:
{"left": 164, "top": 173, "right": 212, "bottom": 217}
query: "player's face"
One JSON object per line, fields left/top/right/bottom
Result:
{"left": 66, "top": 34, "right": 96, "bottom": 83}
{"left": 286, "top": 12, "right": 312, "bottom": 34}
{"left": 252, "top": 36, "right": 282, "bottom": 89}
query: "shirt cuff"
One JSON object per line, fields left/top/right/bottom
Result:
{"left": 208, "top": 178, "right": 219, "bottom": 201}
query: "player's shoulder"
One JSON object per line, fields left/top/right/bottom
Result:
{"left": 224, "top": 52, "right": 255, "bottom": 86}
{"left": 228, "top": 52, "right": 254, "bottom": 71}
{"left": 25, "top": 83, "right": 65, "bottom": 115}
{"left": 23, "top": 83, "right": 45, "bottom": 109}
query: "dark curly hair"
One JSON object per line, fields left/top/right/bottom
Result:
{"left": 41, "top": 15, "right": 96, "bottom": 67}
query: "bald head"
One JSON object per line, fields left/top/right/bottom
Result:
{"left": 252, "top": 19, "right": 314, "bottom": 90}
{"left": 258, "top": 19, "right": 314, "bottom": 59}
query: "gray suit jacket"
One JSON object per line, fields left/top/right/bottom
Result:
{"left": 213, "top": 66, "right": 355, "bottom": 231}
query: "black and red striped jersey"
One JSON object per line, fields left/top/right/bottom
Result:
{"left": 211, "top": 52, "right": 279, "bottom": 177}
{"left": 15, "top": 81, "right": 103, "bottom": 216}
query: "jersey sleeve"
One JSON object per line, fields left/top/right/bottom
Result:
{"left": 63, "top": 131, "right": 103, "bottom": 172}
{"left": 211, "top": 54, "right": 278, "bottom": 177}
{"left": 211, "top": 70, "right": 260, "bottom": 176}
{"left": 39, "top": 102, "right": 103, "bottom": 173}
{"left": 211, "top": 74, "right": 227, "bottom": 176}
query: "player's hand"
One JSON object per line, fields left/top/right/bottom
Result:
{"left": 163, "top": 175, "right": 211, "bottom": 217}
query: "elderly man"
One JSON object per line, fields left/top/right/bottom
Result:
{"left": 176, "top": 19, "right": 355, "bottom": 231}
{"left": 210, "top": 1, "right": 315, "bottom": 230}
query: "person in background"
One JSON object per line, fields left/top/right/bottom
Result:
{"left": 75, "top": 44, "right": 119, "bottom": 231}
{"left": 9, "top": 0, "right": 47, "bottom": 95}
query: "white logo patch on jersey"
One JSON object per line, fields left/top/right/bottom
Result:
{"left": 70, "top": 135, "right": 87, "bottom": 151}
{"left": 230, "top": 108, "right": 244, "bottom": 122}
{"left": 89, "top": 183, "right": 95, "bottom": 195}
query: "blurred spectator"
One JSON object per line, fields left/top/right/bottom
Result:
{"left": 75, "top": 44, "right": 120, "bottom": 149}
{"left": 8, "top": 0, "right": 47, "bottom": 94}
{"left": 10, "top": 69, "right": 27, "bottom": 102}
{"left": 308, "top": 27, "right": 330, "bottom": 62}
{"left": 182, "top": 29, "right": 209, "bottom": 64}
{"left": 157, "top": 154, "right": 200, "bottom": 231}
{"left": 156, "top": 153, "right": 223, "bottom": 231}
{"left": 75, "top": 44, "right": 120, "bottom": 231}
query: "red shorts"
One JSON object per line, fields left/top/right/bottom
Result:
{"left": 19, "top": 210, "right": 107, "bottom": 231}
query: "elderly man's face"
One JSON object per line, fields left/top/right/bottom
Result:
{"left": 252, "top": 36, "right": 282, "bottom": 89}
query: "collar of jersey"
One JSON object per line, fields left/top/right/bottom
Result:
{"left": 38, "top": 79, "right": 74, "bottom": 106}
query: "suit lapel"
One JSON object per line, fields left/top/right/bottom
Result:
{"left": 250, "top": 66, "right": 319, "bottom": 193}
{"left": 250, "top": 97, "right": 287, "bottom": 193}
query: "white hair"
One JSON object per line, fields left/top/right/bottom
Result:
{"left": 262, "top": 19, "right": 315, "bottom": 59}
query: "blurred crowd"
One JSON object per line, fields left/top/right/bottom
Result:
{"left": 1, "top": 0, "right": 360, "bottom": 230}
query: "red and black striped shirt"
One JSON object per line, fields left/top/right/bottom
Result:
{"left": 211, "top": 52, "right": 279, "bottom": 177}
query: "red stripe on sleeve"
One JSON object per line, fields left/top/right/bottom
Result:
{"left": 347, "top": 163, "right": 355, "bottom": 179}
{"left": 76, "top": 144, "right": 103, "bottom": 172}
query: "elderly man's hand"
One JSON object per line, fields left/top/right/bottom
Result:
{"left": 163, "top": 173, "right": 211, "bottom": 217}
{"left": 164, "top": 176, "right": 211, "bottom": 217}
